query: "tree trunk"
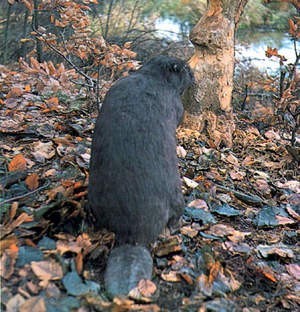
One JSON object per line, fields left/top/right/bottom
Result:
{"left": 33, "top": 0, "right": 43, "bottom": 62}
{"left": 3, "top": 3, "right": 12, "bottom": 64}
{"left": 183, "top": 0, "right": 248, "bottom": 148}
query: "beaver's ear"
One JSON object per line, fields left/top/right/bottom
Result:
{"left": 164, "top": 59, "right": 185, "bottom": 73}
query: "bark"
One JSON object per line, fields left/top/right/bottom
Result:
{"left": 33, "top": 0, "right": 43, "bottom": 62}
{"left": 3, "top": 4, "right": 12, "bottom": 64}
{"left": 183, "top": 0, "right": 248, "bottom": 148}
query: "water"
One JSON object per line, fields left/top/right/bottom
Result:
{"left": 155, "top": 18, "right": 298, "bottom": 74}
{"left": 236, "top": 31, "right": 297, "bottom": 73}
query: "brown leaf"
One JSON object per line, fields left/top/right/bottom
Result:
{"left": 24, "top": 84, "right": 31, "bottom": 92}
{"left": 153, "top": 236, "right": 182, "bottom": 257}
{"left": 276, "top": 215, "right": 295, "bottom": 225}
{"left": 161, "top": 270, "right": 181, "bottom": 282}
{"left": 180, "top": 225, "right": 198, "bottom": 238}
{"left": 31, "top": 260, "right": 63, "bottom": 284}
{"left": 30, "top": 57, "right": 41, "bottom": 71}
{"left": 32, "top": 141, "right": 55, "bottom": 162}
{"left": 208, "top": 224, "right": 251, "bottom": 243}
{"left": 8, "top": 154, "right": 27, "bottom": 172}
{"left": 1, "top": 213, "right": 34, "bottom": 239}
{"left": 0, "top": 244, "right": 18, "bottom": 279}
{"left": 20, "top": 296, "right": 46, "bottom": 312}
{"left": 25, "top": 173, "right": 39, "bottom": 190}
{"left": 188, "top": 199, "right": 209, "bottom": 210}
{"left": 45, "top": 97, "right": 59, "bottom": 110}
{"left": 288, "top": 19, "right": 297, "bottom": 36}
{"left": 229, "top": 170, "right": 246, "bottom": 181}
{"left": 0, "top": 235, "right": 18, "bottom": 255}
{"left": 260, "top": 266, "right": 277, "bottom": 283}
{"left": 208, "top": 261, "right": 221, "bottom": 284}
{"left": 6, "top": 87, "right": 24, "bottom": 99}
{"left": 179, "top": 272, "right": 194, "bottom": 285}
{"left": 56, "top": 239, "right": 82, "bottom": 255}
{"left": 138, "top": 279, "right": 157, "bottom": 297}
{"left": 286, "top": 264, "right": 300, "bottom": 280}
{"left": 286, "top": 205, "right": 300, "bottom": 221}
{"left": 224, "top": 153, "right": 239, "bottom": 166}
{"left": 6, "top": 294, "right": 26, "bottom": 312}
{"left": 196, "top": 273, "right": 212, "bottom": 295}
{"left": 76, "top": 252, "right": 83, "bottom": 274}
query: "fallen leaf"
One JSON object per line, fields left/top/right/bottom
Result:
{"left": 44, "top": 169, "right": 57, "bottom": 177}
{"left": 229, "top": 170, "right": 246, "bottom": 180}
{"left": 161, "top": 270, "right": 181, "bottom": 282}
{"left": 177, "top": 145, "right": 187, "bottom": 158}
{"left": 183, "top": 177, "right": 199, "bottom": 188}
{"left": 32, "top": 141, "right": 55, "bottom": 162}
{"left": 31, "top": 260, "right": 63, "bottom": 285}
{"left": 25, "top": 173, "right": 39, "bottom": 190}
{"left": 6, "top": 87, "right": 23, "bottom": 98}
{"left": 224, "top": 153, "right": 239, "bottom": 166}
{"left": 286, "top": 205, "right": 300, "bottom": 221}
{"left": 286, "top": 264, "right": 300, "bottom": 280}
{"left": 253, "top": 178, "right": 271, "bottom": 196}
{"left": 0, "top": 244, "right": 18, "bottom": 279}
{"left": 179, "top": 272, "right": 194, "bottom": 285}
{"left": 257, "top": 244, "right": 295, "bottom": 259}
{"left": 138, "top": 279, "right": 157, "bottom": 297}
{"left": 8, "top": 154, "right": 27, "bottom": 172}
{"left": 276, "top": 180, "right": 300, "bottom": 193}
{"left": 6, "top": 294, "right": 26, "bottom": 312}
{"left": 188, "top": 199, "right": 209, "bottom": 210}
{"left": 153, "top": 236, "right": 182, "bottom": 257}
{"left": 180, "top": 225, "right": 198, "bottom": 238}
{"left": 208, "top": 261, "right": 221, "bottom": 284}
{"left": 264, "top": 130, "right": 281, "bottom": 140}
{"left": 19, "top": 296, "right": 46, "bottom": 312}
{"left": 276, "top": 215, "right": 295, "bottom": 225}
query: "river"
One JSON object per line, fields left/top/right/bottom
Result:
{"left": 155, "top": 18, "right": 298, "bottom": 74}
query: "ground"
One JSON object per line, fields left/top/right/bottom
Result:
{"left": 0, "top": 62, "right": 299, "bottom": 312}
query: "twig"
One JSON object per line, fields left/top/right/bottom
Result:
{"left": 32, "top": 27, "right": 95, "bottom": 88}
{"left": 0, "top": 182, "right": 51, "bottom": 206}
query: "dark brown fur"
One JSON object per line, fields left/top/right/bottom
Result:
{"left": 88, "top": 55, "right": 194, "bottom": 296}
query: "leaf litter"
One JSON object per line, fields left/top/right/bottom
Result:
{"left": 0, "top": 62, "right": 299, "bottom": 311}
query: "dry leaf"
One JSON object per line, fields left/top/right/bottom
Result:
{"left": 177, "top": 145, "right": 187, "bottom": 158}
{"left": 20, "top": 296, "right": 46, "bottom": 312}
{"left": 31, "top": 260, "right": 63, "bottom": 284}
{"left": 6, "top": 87, "right": 23, "bottom": 98}
{"left": 224, "top": 153, "right": 239, "bottom": 166}
{"left": 179, "top": 272, "right": 194, "bottom": 285}
{"left": 32, "top": 141, "right": 55, "bottom": 162}
{"left": 276, "top": 215, "right": 295, "bottom": 225}
{"left": 229, "top": 170, "right": 246, "bottom": 180}
{"left": 56, "top": 239, "right": 82, "bottom": 255}
{"left": 138, "top": 279, "right": 157, "bottom": 297}
{"left": 6, "top": 294, "right": 26, "bottom": 312}
{"left": 286, "top": 264, "right": 300, "bottom": 280}
{"left": 153, "top": 236, "right": 182, "bottom": 257}
{"left": 0, "top": 245, "right": 18, "bottom": 279}
{"left": 183, "top": 177, "right": 199, "bottom": 188}
{"left": 188, "top": 199, "right": 209, "bottom": 210}
{"left": 8, "top": 154, "right": 27, "bottom": 172}
{"left": 180, "top": 225, "right": 198, "bottom": 238}
{"left": 25, "top": 173, "right": 39, "bottom": 190}
{"left": 161, "top": 270, "right": 181, "bottom": 282}
{"left": 286, "top": 205, "right": 300, "bottom": 221}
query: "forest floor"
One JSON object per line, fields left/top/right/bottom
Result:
{"left": 0, "top": 61, "right": 299, "bottom": 312}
